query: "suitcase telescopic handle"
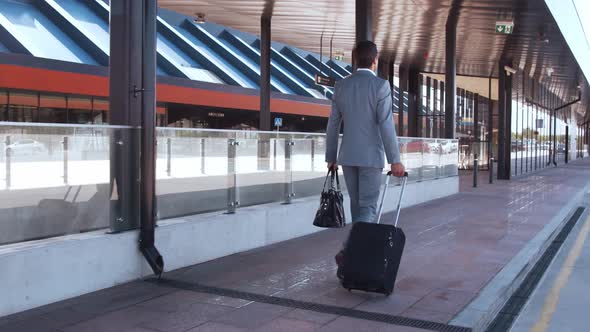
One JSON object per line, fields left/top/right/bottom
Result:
{"left": 376, "top": 172, "right": 408, "bottom": 226}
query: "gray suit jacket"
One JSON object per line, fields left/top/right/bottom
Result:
{"left": 325, "top": 70, "right": 401, "bottom": 168}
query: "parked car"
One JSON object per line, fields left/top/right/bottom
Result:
{"left": 5, "top": 139, "right": 47, "bottom": 156}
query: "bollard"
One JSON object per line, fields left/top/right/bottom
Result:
{"left": 284, "top": 140, "right": 295, "bottom": 204}
{"left": 200, "top": 138, "right": 205, "bottom": 174}
{"left": 5, "top": 136, "right": 10, "bottom": 189}
{"left": 226, "top": 139, "right": 239, "bottom": 214}
{"left": 62, "top": 136, "right": 68, "bottom": 185}
{"left": 166, "top": 138, "right": 171, "bottom": 177}
{"left": 473, "top": 153, "right": 478, "bottom": 188}
{"left": 489, "top": 157, "right": 494, "bottom": 184}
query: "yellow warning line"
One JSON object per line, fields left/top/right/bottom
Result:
{"left": 529, "top": 212, "right": 590, "bottom": 332}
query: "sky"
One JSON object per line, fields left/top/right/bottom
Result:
{"left": 573, "top": 0, "right": 590, "bottom": 48}
{"left": 546, "top": 0, "right": 590, "bottom": 84}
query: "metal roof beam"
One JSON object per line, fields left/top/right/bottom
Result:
{"left": 0, "top": 17, "right": 32, "bottom": 55}
{"left": 157, "top": 18, "right": 245, "bottom": 86}
{"left": 182, "top": 23, "right": 262, "bottom": 88}
{"left": 252, "top": 39, "right": 317, "bottom": 97}
{"left": 36, "top": 0, "right": 108, "bottom": 66}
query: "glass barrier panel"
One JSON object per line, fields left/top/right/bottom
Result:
{"left": 155, "top": 128, "right": 231, "bottom": 219}
{"left": 0, "top": 123, "right": 128, "bottom": 246}
{"left": 421, "top": 139, "right": 438, "bottom": 180}
{"left": 439, "top": 139, "right": 459, "bottom": 177}
{"left": 399, "top": 138, "right": 424, "bottom": 182}
{"left": 236, "top": 134, "right": 288, "bottom": 207}
{"left": 290, "top": 137, "right": 330, "bottom": 200}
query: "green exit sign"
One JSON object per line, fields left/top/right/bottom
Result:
{"left": 495, "top": 21, "right": 514, "bottom": 34}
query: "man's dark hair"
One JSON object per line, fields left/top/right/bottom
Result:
{"left": 353, "top": 41, "right": 378, "bottom": 68}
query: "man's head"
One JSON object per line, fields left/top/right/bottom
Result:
{"left": 353, "top": 41, "right": 378, "bottom": 70}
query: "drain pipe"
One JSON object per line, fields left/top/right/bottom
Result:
{"left": 140, "top": 0, "right": 164, "bottom": 277}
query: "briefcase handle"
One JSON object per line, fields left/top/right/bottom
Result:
{"left": 322, "top": 168, "right": 341, "bottom": 191}
{"left": 376, "top": 172, "right": 408, "bottom": 226}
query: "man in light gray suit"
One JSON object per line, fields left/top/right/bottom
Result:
{"left": 325, "top": 41, "right": 405, "bottom": 269}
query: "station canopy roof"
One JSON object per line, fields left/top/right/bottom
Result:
{"left": 160, "top": 0, "right": 589, "bottom": 120}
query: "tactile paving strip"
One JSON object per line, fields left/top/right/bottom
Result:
{"left": 149, "top": 277, "right": 472, "bottom": 332}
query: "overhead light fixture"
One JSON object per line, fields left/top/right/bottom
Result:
{"left": 537, "top": 31, "right": 549, "bottom": 44}
{"left": 504, "top": 65, "right": 517, "bottom": 76}
{"left": 194, "top": 13, "right": 206, "bottom": 24}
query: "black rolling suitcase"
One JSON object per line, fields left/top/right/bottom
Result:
{"left": 340, "top": 172, "right": 408, "bottom": 296}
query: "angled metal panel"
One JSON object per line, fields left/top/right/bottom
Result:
{"left": 181, "top": 23, "right": 262, "bottom": 87}
{"left": 89, "top": 0, "right": 187, "bottom": 78}
{"left": 251, "top": 39, "right": 317, "bottom": 97}
{"left": 280, "top": 47, "right": 321, "bottom": 77}
{"left": 87, "top": 0, "right": 110, "bottom": 23}
{"left": 220, "top": 31, "right": 287, "bottom": 93}
{"left": 0, "top": 16, "right": 32, "bottom": 55}
{"left": 157, "top": 18, "right": 247, "bottom": 86}
{"left": 267, "top": 45, "right": 332, "bottom": 97}
{"left": 305, "top": 54, "right": 344, "bottom": 79}
{"left": 264, "top": 43, "right": 332, "bottom": 96}
{"left": 327, "top": 59, "right": 352, "bottom": 77}
{"left": 35, "top": 0, "right": 108, "bottom": 66}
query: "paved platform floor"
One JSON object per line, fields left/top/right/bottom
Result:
{"left": 1, "top": 159, "right": 590, "bottom": 332}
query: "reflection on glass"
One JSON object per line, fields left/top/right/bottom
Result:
{"left": 0, "top": 123, "right": 460, "bottom": 244}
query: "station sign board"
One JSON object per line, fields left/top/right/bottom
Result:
{"left": 315, "top": 73, "right": 336, "bottom": 87}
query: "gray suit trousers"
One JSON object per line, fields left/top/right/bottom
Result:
{"left": 342, "top": 166, "right": 383, "bottom": 223}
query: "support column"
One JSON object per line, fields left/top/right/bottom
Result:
{"left": 433, "top": 79, "right": 439, "bottom": 138}
{"left": 488, "top": 77, "right": 493, "bottom": 161}
{"left": 474, "top": 93, "right": 479, "bottom": 141}
{"left": 258, "top": 16, "right": 272, "bottom": 170}
{"left": 398, "top": 67, "right": 408, "bottom": 136}
{"left": 387, "top": 61, "right": 397, "bottom": 132}
{"left": 355, "top": 0, "right": 372, "bottom": 42}
{"left": 497, "top": 62, "right": 512, "bottom": 179}
{"left": 378, "top": 56, "right": 389, "bottom": 79}
{"left": 565, "top": 125, "right": 569, "bottom": 163}
{"left": 354, "top": 0, "right": 372, "bottom": 71}
{"left": 109, "top": 0, "right": 143, "bottom": 233}
{"left": 444, "top": 4, "right": 458, "bottom": 139}
{"left": 109, "top": 0, "right": 162, "bottom": 275}
{"left": 426, "top": 76, "right": 431, "bottom": 138}
{"left": 260, "top": 16, "right": 271, "bottom": 131}
{"left": 408, "top": 68, "right": 420, "bottom": 137}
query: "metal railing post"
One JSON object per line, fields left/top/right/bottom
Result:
{"left": 436, "top": 141, "right": 442, "bottom": 178}
{"left": 166, "top": 138, "right": 171, "bottom": 177}
{"left": 273, "top": 138, "right": 277, "bottom": 171}
{"left": 284, "top": 140, "right": 295, "bottom": 204}
{"left": 5, "top": 136, "right": 10, "bottom": 189}
{"left": 311, "top": 139, "right": 315, "bottom": 171}
{"left": 489, "top": 156, "right": 494, "bottom": 184}
{"left": 418, "top": 142, "right": 425, "bottom": 181}
{"left": 227, "top": 139, "right": 239, "bottom": 214}
{"left": 62, "top": 136, "right": 68, "bottom": 185}
{"left": 473, "top": 153, "right": 478, "bottom": 188}
{"left": 200, "top": 138, "right": 205, "bottom": 174}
